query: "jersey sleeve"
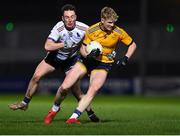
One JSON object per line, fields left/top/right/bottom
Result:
{"left": 48, "top": 22, "right": 62, "bottom": 42}
{"left": 119, "top": 28, "right": 133, "bottom": 46}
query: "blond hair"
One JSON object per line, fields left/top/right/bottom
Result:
{"left": 101, "top": 7, "right": 119, "bottom": 22}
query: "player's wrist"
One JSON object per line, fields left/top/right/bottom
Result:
{"left": 122, "top": 56, "right": 129, "bottom": 64}
{"left": 116, "top": 56, "right": 129, "bottom": 66}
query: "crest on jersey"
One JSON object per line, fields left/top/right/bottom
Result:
{"left": 68, "top": 31, "right": 73, "bottom": 37}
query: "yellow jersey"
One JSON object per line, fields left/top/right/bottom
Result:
{"left": 83, "top": 22, "right": 133, "bottom": 63}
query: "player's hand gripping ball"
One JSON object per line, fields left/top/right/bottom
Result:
{"left": 86, "top": 41, "right": 102, "bottom": 55}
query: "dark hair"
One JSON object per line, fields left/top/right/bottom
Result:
{"left": 61, "top": 4, "right": 76, "bottom": 15}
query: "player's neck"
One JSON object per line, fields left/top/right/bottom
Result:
{"left": 99, "top": 23, "right": 111, "bottom": 34}
{"left": 65, "top": 22, "right": 76, "bottom": 31}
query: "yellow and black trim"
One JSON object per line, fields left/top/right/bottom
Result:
{"left": 114, "top": 27, "right": 122, "bottom": 34}
{"left": 88, "top": 25, "right": 100, "bottom": 34}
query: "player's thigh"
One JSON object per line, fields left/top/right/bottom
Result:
{"left": 62, "top": 62, "right": 87, "bottom": 88}
{"left": 88, "top": 69, "right": 108, "bottom": 93}
{"left": 33, "top": 60, "right": 55, "bottom": 77}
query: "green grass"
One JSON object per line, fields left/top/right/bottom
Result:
{"left": 1, "top": 94, "right": 180, "bottom": 134}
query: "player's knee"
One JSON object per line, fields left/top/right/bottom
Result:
{"left": 61, "top": 84, "right": 70, "bottom": 92}
{"left": 86, "top": 86, "right": 99, "bottom": 97}
{"left": 86, "top": 93, "right": 95, "bottom": 102}
{"left": 87, "top": 91, "right": 96, "bottom": 98}
{"left": 32, "top": 73, "right": 42, "bottom": 83}
{"left": 89, "top": 85, "right": 99, "bottom": 93}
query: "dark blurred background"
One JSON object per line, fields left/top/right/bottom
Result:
{"left": 0, "top": 0, "right": 180, "bottom": 96}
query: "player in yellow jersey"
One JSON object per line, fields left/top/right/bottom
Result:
{"left": 46, "top": 6, "right": 137, "bottom": 124}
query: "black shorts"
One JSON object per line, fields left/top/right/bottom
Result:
{"left": 44, "top": 51, "right": 79, "bottom": 72}
{"left": 78, "top": 56, "right": 113, "bottom": 73}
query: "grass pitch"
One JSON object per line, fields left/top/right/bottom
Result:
{"left": 1, "top": 94, "right": 180, "bottom": 135}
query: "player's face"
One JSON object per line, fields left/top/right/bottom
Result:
{"left": 101, "top": 18, "right": 115, "bottom": 31}
{"left": 62, "top": 10, "right": 77, "bottom": 29}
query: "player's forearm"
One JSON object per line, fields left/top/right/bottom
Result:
{"left": 80, "top": 44, "right": 89, "bottom": 58}
{"left": 125, "top": 42, "right": 137, "bottom": 59}
{"left": 44, "top": 40, "right": 64, "bottom": 51}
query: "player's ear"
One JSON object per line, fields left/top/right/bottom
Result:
{"left": 101, "top": 18, "right": 105, "bottom": 24}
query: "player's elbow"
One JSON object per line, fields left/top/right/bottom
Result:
{"left": 44, "top": 45, "right": 50, "bottom": 51}
{"left": 44, "top": 43, "right": 52, "bottom": 52}
{"left": 44, "top": 39, "right": 54, "bottom": 51}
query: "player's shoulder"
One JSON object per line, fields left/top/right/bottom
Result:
{"left": 55, "top": 21, "right": 63, "bottom": 26}
{"left": 113, "top": 25, "right": 126, "bottom": 35}
{"left": 88, "top": 22, "right": 101, "bottom": 34}
{"left": 53, "top": 21, "right": 65, "bottom": 32}
{"left": 75, "top": 21, "right": 89, "bottom": 31}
